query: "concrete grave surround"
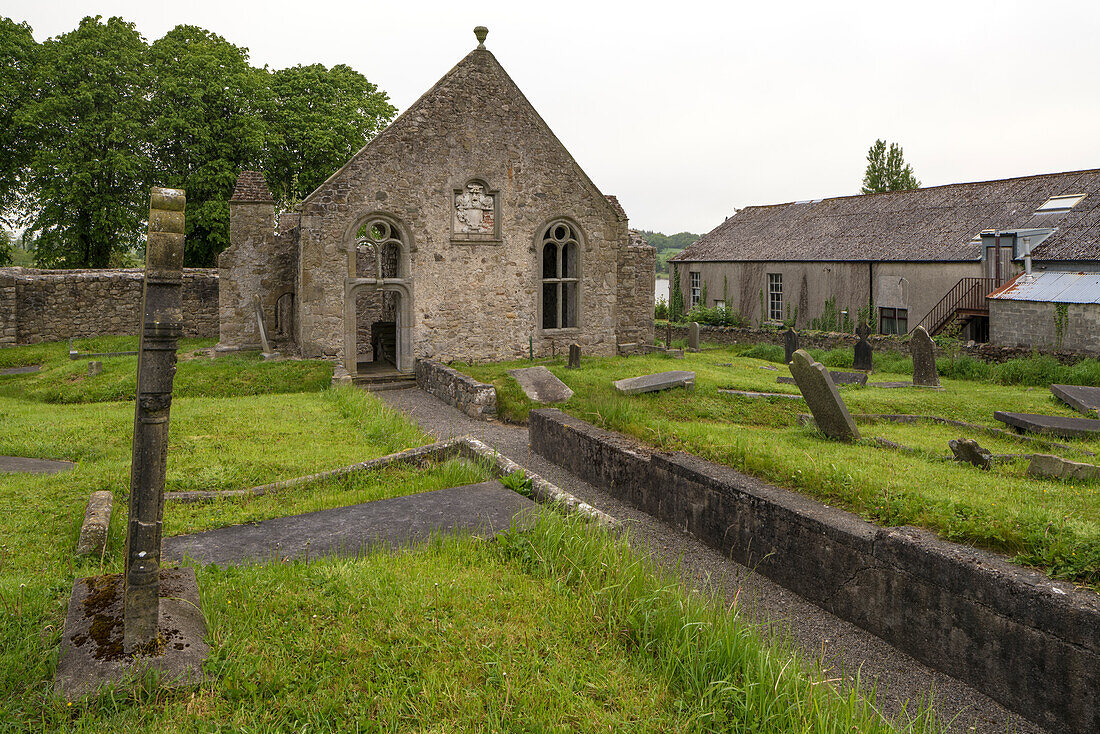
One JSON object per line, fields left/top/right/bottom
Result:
{"left": 612, "top": 370, "right": 695, "bottom": 395}
{"left": 788, "top": 349, "right": 860, "bottom": 441}
{"left": 1028, "top": 453, "right": 1100, "bottom": 481}
{"left": 0, "top": 365, "right": 39, "bottom": 375}
{"left": 217, "top": 32, "right": 654, "bottom": 376}
{"left": 507, "top": 365, "right": 573, "bottom": 403}
{"left": 1051, "top": 383, "right": 1100, "bottom": 416}
{"left": 994, "top": 410, "right": 1100, "bottom": 439}
{"left": 0, "top": 455, "right": 75, "bottom": 474}
{"left": 910, "top": 326, "right": 940, "bottom": 387}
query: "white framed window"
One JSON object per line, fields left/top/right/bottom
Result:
{"left": 714, "top": 299, "right": 725, "bottom": 311}
{"left": 768, "top": 273, "right": 783, "bottom": 321}
{"left": 689, "top": 272, "right": 701, "bottom": 309}
{"left": 1036, "top": 194, "right": 1085, "bottom": 213}
{"left": 879, "top": 307, "right": 908, "bottom": 335}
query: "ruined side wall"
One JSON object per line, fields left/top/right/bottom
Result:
{"left": 219, "top": 205, "right": 299, "bottom": 350}
{"left": 615, "top": 233, "right": 655, "bottom": 347}
{"left": 0, "top": 267, "right": 218, "bottom": 345}
{"left": 990, "top": 299, "right": 1100, "bottom": 355}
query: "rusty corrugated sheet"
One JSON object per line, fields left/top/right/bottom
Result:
{"left": 987, "top": 271, "right": 1100, "bottom": 303}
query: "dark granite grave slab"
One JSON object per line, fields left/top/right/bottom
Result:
{"left": 994, "top": 411, "right": 1100, "bottom": 439}
{"left": 612, "top": 370, "right": 694, "bottom": 395}
{"left": 163, "top": 481, "right": 535, "bottom": 566}
{"left": 1051, "top": 384, "right": 1100, "bottom": 416}
{"left": 0, "top": 456, "right": 75, "bottom": 474}
{"left": 55, "top": 569, "right": 207, "bottom": 700}
{"left": 0, "top": 365, "right": 40, "bottom": 375}
{"left": 778, "top": 370, "right": 866, "bottom": 387}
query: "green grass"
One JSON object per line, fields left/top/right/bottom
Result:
{"left": 0, "top": 337, "right": 332, "bottom": 403}
{"left": 456, "top": 347, "right": 1100, "bottom": 589}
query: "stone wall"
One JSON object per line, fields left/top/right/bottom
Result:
{"left": 414, "top": 359, "right": 497, "bottom": 419}
{"left": 990, "top": 299, "right": 1100, "bottom": 355}
{"left": 615, "top": 231, "right": 656, "bottom": 348}
{"left": 528, "top": 408, "right": 1099, "bottom": 733}
{"left": 0, "top": 267, "right": 218, "bottom": 345}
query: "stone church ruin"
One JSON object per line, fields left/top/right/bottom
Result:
{"left": 217, "top": 28, "right": 655, "bottom": 378}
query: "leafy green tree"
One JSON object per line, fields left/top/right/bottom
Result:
{"left": 20, "top": 16, "right": 151, "bottom": 268}
{"left": 0, "top": 18, "right": 39, "bottom": 228}
{"left": 263, "top": 64, "right": 397, "bottom": 206}
{"left": 861, "top": 139, "right": 920, "bottom": 194}
{"left": 147, "top": 25, "right": 267, "bottom": 266}
{"left": 0, "top": 229, "right": 12, "bottom": 266}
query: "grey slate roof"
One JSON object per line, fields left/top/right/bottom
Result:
{"left": 674, "top": 169, "right": 1100, "bottom": 264}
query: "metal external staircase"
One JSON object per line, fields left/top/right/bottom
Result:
{"left": 916, "top": 277, "right": 996, "bottom": 336}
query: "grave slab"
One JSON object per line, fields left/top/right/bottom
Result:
{"left": 612, "top": 370, "right": 695, "bottom": 395}
{"left": 0, "top": 365, "right": 40, "bottom": 375}
{"left": 994, "top": 411, "right": 1100, "bottom": 439}
{"left": 0, "top": 456, "right": 75, "bottom": 474}
{"left": 788, "top": 350, "right": 859, "bottom": 441}
{"left": 869, "top": 381, "right": 914, "bottom": 389}
{"left": 163, "top": 481, "right": 534, "bottom": 566}
{"left": 1050, "top": 384, "right": 1100, "bottom": 416}
{"left": 508, "top": 366, "right": 573, "bottom": 403}
{"left": 719, "top": 389, "right": 803, "bottom": 400}
{"left": 55, "top": 569, "right": 207, "bottom": 700}
{"left": 778, "top": 370, "right": 867, "bottom": 387}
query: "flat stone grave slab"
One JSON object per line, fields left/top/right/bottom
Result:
{"left": 994, "top": 411, "right": 1100, "bottom": 440}
{"left": 0, "top": 456, "right": 75, "bottom": 474}
{"left": 778, "top": 370, "right": 867, "bottom": 387}
{"left": 508, "top": 366, "right": 573, "bottom": 403}
{"left": 612, "top": 370, "right": 695, "bottom": 395}
{"left": 719, "top": 389, "right": 803, "bottom": 400}
{"left": 55, "top": 568, "right": 207, "bottom": 700}
{"left": 1051, "top": 384, "right": 1100, "bottom": 416}
{"left": 0, "top": 365, "right": 40, "bottom": 375}
{"left": 869, "top": 381, "right": 914, "bottom": 389}
{"left": 163, "top": 481, "right": 534, "bottom": 566}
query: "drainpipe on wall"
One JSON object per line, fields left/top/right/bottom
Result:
{"left": 994, "top": 232, "right": 1002, "bottom": 286}
{"left": 1023, "top": 236, "right": 1034, "bottom": 280}
{"left": 868, "top": 262, "right": 874, "bottom": 326}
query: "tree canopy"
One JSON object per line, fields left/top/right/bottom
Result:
{"left": 860, "top": 139, "right": 920, "bottom": 194}
{"left": 1, "top": 15, "right": 397, "bottom": 268}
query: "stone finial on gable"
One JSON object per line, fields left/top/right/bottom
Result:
{"left": 474, "top": 26, "right": 488, "bottom": 49}
{"left": 230, "top": 171, "right": 273, "bottom": 203}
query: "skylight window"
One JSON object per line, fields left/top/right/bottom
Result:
{"left": 1036, "top": 194, "right": 1086, "bottom": 212}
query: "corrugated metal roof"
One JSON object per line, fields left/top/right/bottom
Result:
{"left": 987, "top": 271, "right": 1100, "bottom": 303}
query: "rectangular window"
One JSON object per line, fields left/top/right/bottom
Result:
{"left": 690, "top": 272, "right": 701, "bottom": 309}
{"left": 768, "top": 273, "right": 783, "bottom": 321}
{"left": 713, "top": 299, "right": 725, "bottom": 311}
{"left": 879, "top": 307, "right": 908, "bottom": 335}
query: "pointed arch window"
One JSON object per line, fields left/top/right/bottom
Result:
{"left": 541, "top": 220, "right": 580, "bottom": 330}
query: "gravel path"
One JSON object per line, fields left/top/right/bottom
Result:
{"left": 378, "top": 387, "right": 1046, "bottom": 734}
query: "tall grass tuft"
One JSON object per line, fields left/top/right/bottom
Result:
{"left": 323, "top": 385, "right": 429, "bottom": 454}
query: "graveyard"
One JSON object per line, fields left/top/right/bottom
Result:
{"left": 457, "top": 342, "right": 1100, "bottom": 591}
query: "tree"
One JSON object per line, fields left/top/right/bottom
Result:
{"left": 147, "top": 25, "right": 267, "bottom": 266}
{"left": 0, "top": 18, "right": 38, "bottom": 228}
{"left": 0, "top": 229, "right": 11, "bottom": 266}
{"left": 20, "top": 16, "right": 151, "bottom": 268}
{"left": 263, "top": 63, "right": 397, "bottom": 207}
{"left": 861, "top": 139, "right": 920, "bottom": 194}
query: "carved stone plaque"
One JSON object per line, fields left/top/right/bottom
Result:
{"left": 452, "top": 180, "right": 499, "bottom": 242}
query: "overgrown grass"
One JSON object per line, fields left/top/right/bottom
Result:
{"left": 0, "top": 336, "right": 332, "bottom": 402}
{"left": 458, "top": 348, "right": 1100, "bottom": 589}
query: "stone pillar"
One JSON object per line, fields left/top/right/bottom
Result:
{"left": 124, "top": 188, "right": 185, "bottom": 654}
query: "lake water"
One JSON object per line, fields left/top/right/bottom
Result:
{"left": 655, "top": 278, "right": 669, "bottom": 303}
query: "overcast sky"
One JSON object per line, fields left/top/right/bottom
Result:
{"left": 5, "top": 1, "right": 1100, "bottom": 235}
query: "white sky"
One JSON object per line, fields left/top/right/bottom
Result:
{"left": 5, "top": 0, "right": 1100, "bottom": 235}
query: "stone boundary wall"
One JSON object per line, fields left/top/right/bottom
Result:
{"left": 529, "top": 408, "right": 1099, "bottom": 733}
{"left": 663, "top": 322, "right": 1100, "bottom": 363}
{"left": 414, "top": 359, "right": 497, "bottom": 419}
{"left": 0, "top": 267, "right": 219, "bottom": 345}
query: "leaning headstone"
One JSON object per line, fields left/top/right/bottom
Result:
{"left": 252, "top": 294, "right": 274, "bottom": 357}
{"left": 788, "top": 349, "right": 860, "bottom": 441}
{"left": 1028, "top": 454, "right": 1100, "bottom": 481}
{"left": 567, "top": 343, "right": 581, "bottom": 369}
{"left": 687, "top": 322, "right": 700, "bottom": 351}
{"left": 88, "top": 361, "right": 102, "bottom": 377}
{"left": 948, "top": 438, "right": 993, "bottom": 470}
{"left": 853, "top": 322, "right": 873, "bottom": 372}
{"left": 507, "top": 366, "right": 573, "bottom": 403}
{"left": 612, "top": 370, "right": 695, "bottom": 395}
{"left": 783, "top": 327, "right": 799, "bottom": 364}
{"left": 910, "top": 326, "right": 940, "bottom": 387}
{"left": 76, "top": 491, "right": 113, "bottom": 556}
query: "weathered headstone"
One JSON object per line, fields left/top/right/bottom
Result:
{"left": 88, "top": 361, "right": 102, "bottom": 377}
{"left": 910, "top": 326, "right": 940, "bottom": 387}
{"left": 687, "top": 322, "right": 700, "bottom": 351}
{"left": 252, "top": 294, "right": 273, "bottom": 357}
{"left": 994, "top": 411, "right": 1100, "bottom": 439}
{"left": 665, "top": 322, "right": 672, "bottom": 348}
{"left": 124, "top": 187, "right": 187, "bottom": 653}
{"left": 783, "top": 327, "right": 799, "bottom": 364}
{"left": 788, "top": 349, "right": 860, "bottom": 441}
{"left": 853, "top": 322, "right": 873, "bottom": 372}
{"left": 508, "top": 366, "right": 574, "bottom": 403}
{"left": 612, "top": 370, "right": 695, "bottom": 395}
{"left": 76, "top": 491, "right": 113, "bottom": 556}
{"left": 948, "top": 438, "right": 993, "bottom": 470}
{"left": 567, "top": 343, "right": 581, "bottom": 369}
{"left": 1028, "top": 454, "right": 1100, "bottom": 481}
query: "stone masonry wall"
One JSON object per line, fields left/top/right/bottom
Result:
{"left": 990, "top": 299, "right": 1100, "bottom": 355}
{"left": 0, "top": 267, "right": 218, "bottom": 345}
{"left": 616, "top": 231, "right": 656, "bottom": 348}
{"left": 529, "top": 408, "right": 1099, "bottom": 733}
{"left": 414, "top": 359, "right": 497, "bottom": 418}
